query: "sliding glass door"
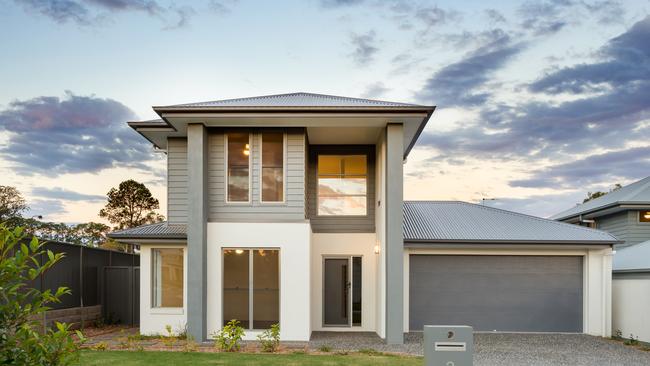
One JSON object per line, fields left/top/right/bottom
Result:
{"left": 223, "top": 249, "right": 279, "bottom": 330}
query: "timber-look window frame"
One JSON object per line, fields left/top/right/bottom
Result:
{"left": 222, "top": 248, "right": 280, "bottom": 330}
{"left": 225, "top": 132, "right": 252, "bottom": 203}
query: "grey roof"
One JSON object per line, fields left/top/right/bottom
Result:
{"left": 613, "top": 240, "right": 650, "bottom": 272}
{"left": 108, "top": 222, "right": 186, "bottom": 240}
{"left": 157, "top": 92, "right": 427, "bottom": 109}
{"left": 403, "top": 201, "right": 618, "bottom": 244}
{"left": 551, "top": 176, "right": 650, "bottom": 221}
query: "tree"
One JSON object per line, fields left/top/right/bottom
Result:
{"left": 99, "top": 179, "right": 164, "bottom": 230}
{"left": 0, "top": 186, "right": 28, "bottom": 223}
{"left": 0, "top": 225, "right": 85, "bottom": 365}
{"left": 583, "top": 183, "right": 623, "bottom": 203}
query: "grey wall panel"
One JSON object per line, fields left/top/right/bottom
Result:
{"left": 207, "top": 128, "right": 306, "bottom": 222}
{"left": 624, "top": 210, "right": 650, "bottom": 247}
{"left": 307, "top": 145, "right": 376, "bottom": 233}
{"left": 167, "top": 138, "right": 188, "bottom": 224}
{"left": 409, "top": 255, "right": 583, "bottom": 332}
{"left": 598, "top": 211, "right": 650, "bottom": 248}
{"left": 597, "top": 212, "right": 629, "bottom": 244}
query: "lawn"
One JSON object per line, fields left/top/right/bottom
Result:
{"left": 78, "top": 350, "right": 422, "bottom": 365}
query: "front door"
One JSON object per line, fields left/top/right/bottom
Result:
{"left": 323, "top": 258, "right": 349, "bottom": 326}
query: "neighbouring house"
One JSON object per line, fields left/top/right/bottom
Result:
{"left": 109, "top": 93, "right": 616, "bottom": 344}
{"left": 611, "top": 240, "right": 650, "bottom": 343}
{"left": 551, "top": 176, "right": 650, "bottom": 249}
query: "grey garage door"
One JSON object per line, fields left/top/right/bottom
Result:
{"left": 409, "top": 255, "right": 583, "bottom": 332}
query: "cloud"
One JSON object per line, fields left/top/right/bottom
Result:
{"left": 349, "top": 31, "right": 379, "bottom": 66}
{"left": 15, "top": 0, "right": 195, "bottom": 28}
{"left": 510, "top": 147, "right": 650, "bottom": 189}
{"left": 485, "top": 9, "right": 506, "bottom": 24}
{"left": 208, "top": 0, "right": 238, "bottom": 14}
{"left": 0, "top": 92, "right": 157, "bottom": 176}
{"left": 319, "top": 0, "right": 364, "bottom": 7}
{"left": 29, "top": 199, "right": 67, "bottom": 219}
{"left": 31, "top": 187, "right": 105, "bottom": 202}
{"left": 517, "top": 0, "right": 575, "bottom": 35}
{"left": 583, "top": 0, "right": 626, "bottom": 25}
{"left": 416, "top": 30, "right": 526, "bottom": 107}
{"left": 361, "top": 82, "right": 389, "bottom": 98}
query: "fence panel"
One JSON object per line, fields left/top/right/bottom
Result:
{"left": 103, "top": 266, "right": 139, "bottom": 325}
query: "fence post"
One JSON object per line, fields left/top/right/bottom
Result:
{"left": 80, "top": 246, "right": 84, "bottom": 330}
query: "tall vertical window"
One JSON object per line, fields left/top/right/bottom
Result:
{"left": 317, "top": 155, "right": 367, "bottom": 216}
{"left": 261, "top": 132, "right": 284, "bottom": 202}
{"left": 152, "top": 248, "right": 184, "bottom": 308}
{"left": 223, "top": 249, "right": 279, "bottom": 329}
{"left": 227, "top": 133, "right": 250, "bottom": 202}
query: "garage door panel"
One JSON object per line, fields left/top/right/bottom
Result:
{"left": 409, "top": 255, "right": 583, "bottom": 332}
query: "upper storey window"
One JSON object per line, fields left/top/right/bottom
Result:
{"left": 261, "top": 132, "right": 284, "bottom": 202}
{"left": 317, "top": 155, "right": 367, "bottom": 216}
{"left": 640, "top": 211, "right": 650, "bottom": 223}
{"left": 227, "top": 133, "right": 251, "bottom": 202}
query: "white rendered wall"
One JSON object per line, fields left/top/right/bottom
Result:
{"left": 206, "top": 222, "right": 311, "bottom": 341}
{"left": 310, "top": 233, "right": 378, "bottom": 332}
{"left": 139, "top": 245, "right": 188, "bottom": 336}
{"left": 404, "top": 246, "right": 613, "bottom": 336}
{"left": 612, "top": 276, "right": 650, "bottom": 342}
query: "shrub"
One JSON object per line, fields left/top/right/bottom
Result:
{"left": 257, "top": 323, "right": 280, "bottom": 352}
{"left": 318, "top": 345, "right": 331, "bottom": 352}
{"left": 624, "top": 334, "right": 639, "bottom": 346}
{"left": 358, "top": 348, "right": 383, "bottom": 356}
{"left": 214, "top": 319, "right": 245, "bottom": 352}
{"left": 0, "top": 225, "right": 85, "bottom": 365}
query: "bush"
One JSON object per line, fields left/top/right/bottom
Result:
{"left": 214, "top": 319, "right": 245, "bottom": 352}
{"left": 318, "top": 345, "right": 331, "bottom": 352}
{"left": 257, "top": 323, "right": 280, "bottom": 352}
{"left": 0, "top": 225, "right": 85, "bottom": 365}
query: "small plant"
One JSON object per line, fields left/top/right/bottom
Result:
{"left": 612, "top": 329, "right": 623, "bottom": 340}
{"left": 358, "top": 348, "right": 383, "bottom": 356}
{"left": 183, "top": 335, "right": 199, "bottom": 353}
{"left": 214, "top": 319, "right": 245, "bottom": 352}
{"left": 92, "top": 342, "right": 108, "bottom": 351}
{"left": 318, "top": 345, "right": 331, "bottom": 352}
{"left": 624, "top": 334, "right": 639, "bottom": 346}
{"left": 177, "top": 324, "right": 188, "bottom": 340}
{"left": 161, "top": 325, "right": 177, "bottom": 348}
{"left": 292, "top": 350, "right": 307, "bottom": 355}
{"left": 335, "top": 350, "right": 349, "bottom": 356}
{"left": 257, "top": 323, "right": 280, "bottom": 352}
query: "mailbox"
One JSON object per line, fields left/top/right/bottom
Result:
{"left": 424, "top": 325, "right": 473, "bottom": 366}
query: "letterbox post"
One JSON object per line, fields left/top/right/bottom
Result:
{"left": 423, "top": 325, "right": 473, "bottom": 366}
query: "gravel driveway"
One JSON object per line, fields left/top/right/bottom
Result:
{"left": 309, "top": 332, "right": 650, "bottom": 365}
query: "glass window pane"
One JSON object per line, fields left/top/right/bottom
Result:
{"left": 253, "top": 250, "right": 279, "bottom": 329}
{"left": 227, "top": 133, "right": 250, "bottom": 201}
{"left": 343, "top": 156, "right": 367, "bottom": 175}
{"left": 318, "top": 196, "right": 367, "bottom": 216}
{"left": 318, "top": 156, "right": 342, "bottom": 175}
{"left": 152, "top": 248, "right": 183, "bottom": 308}
{"left": 223, "top": 249, "right": 250, "bottom": 328}
{"left": 352, "top": 257, "right": 362, "bottom": 326}
{"left": 262, "top": 132, "right": 283, "bottom": 202}
{"left": 262, "top": 167, "right": 283, "bottom": 202}
{"left": 641, "top": 211, "right": 650, "bottom": 222}
{"left": 318, "top": 178, "right": 367, "bottom": 196}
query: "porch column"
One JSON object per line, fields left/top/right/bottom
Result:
{"left": 187, "top": 123, "right": 208, "bottom": 341}
{"left": 385, "top": 123, "right": 404, "bottom": 344}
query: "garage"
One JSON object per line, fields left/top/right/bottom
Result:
{"left": 409, "top": 255, "right": 583, "bottom": 332}
{"left": 403, "top": 201, "right": 618, "bottom": 336}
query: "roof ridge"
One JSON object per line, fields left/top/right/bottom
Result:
{"left": 408, "top": 200, "right": 617, "bottom": 240}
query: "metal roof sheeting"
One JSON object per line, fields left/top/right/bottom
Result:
{"left": 161, "top": 92, "right": 425, "bottom": 108}
{"left": 403, "top": 201, "right": 618, "bottom": 244}
{"left": 613, "top": 240, "right": 650, "bottom": 272}
{"left": 108, "top": 222, "right": 186, "bottom": 239}
{"left": 551, "top": 176, "right": 650, "bottom": 220}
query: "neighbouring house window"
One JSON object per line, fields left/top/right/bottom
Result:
{"left": 152, "top": 248, "right": 184, "bottom": 308}
{"left": 261, "top": 132, "right": 284, "bottom": 202}
{"left": 223, "top": 249, "right": 279, "bottom": 329}
{"left": 317, "top": 155, "right": 367, "bottom": 216}
{"left": 641, "top": 211, "right": 650, "bottom": 223}
{"left": 227, "top": 133, "right": 250, "bottom": 202}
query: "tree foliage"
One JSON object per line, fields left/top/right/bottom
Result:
{"left": 583, "top": 183, "right": 623, "bottom": 203}
{"left": 0, "top": 186, "right": 28, "bottom": 224}
{"left": 99, "top": 180, "right": 164, "bottom": 230}
{"left": 0, "top": 225, "right": 85, "bottom": 365}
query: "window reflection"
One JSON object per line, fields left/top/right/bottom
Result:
{"left": 317, "top": 155, "right": 367, "bottom": 216}
{"left": 227, "top": 133, "right": 250, "bottom": 202}
{"left": 262, "top": 132, "right": 284, "bottom": 202}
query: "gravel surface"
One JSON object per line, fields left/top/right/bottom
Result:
{"left": 309, "top": 332, "right": 650, "bottom": 365}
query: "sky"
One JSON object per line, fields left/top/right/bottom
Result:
{"left": 0, "top": 0, "right": 649, "bottom": 223}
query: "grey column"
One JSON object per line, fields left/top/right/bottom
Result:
{"left": 187, "top": 124, "right": 208, "bottom": 341}
{"left": 385, "top": 123, "right": 404, "bottom": 344}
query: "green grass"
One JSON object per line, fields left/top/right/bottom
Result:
{"left": 78, "top": 350, "right": 422, "bottom": 365}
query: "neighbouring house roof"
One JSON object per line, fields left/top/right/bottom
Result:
{"left": 158, "top": 92, "right": 424, "bottom": 109}
{"left": 108, "top": 222, "right": 187, "bottom": 240}
{"left": 403, "top": 201, "right": 618, "bottom": 245}
{"left": 613, "top": 240, "right": 650, "bottom": 272}
{"left": 550, "top": 176, "right": 650, "bottom": 221}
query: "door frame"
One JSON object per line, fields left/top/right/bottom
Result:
{"left": 321, "top": 255, "right": 362, "bottom": 327}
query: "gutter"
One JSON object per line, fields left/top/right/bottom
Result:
{"left": 404, "top": 239, "right": 619, "bottom": 246}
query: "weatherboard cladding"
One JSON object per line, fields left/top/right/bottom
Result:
{"left": 403, "top": 201, "right": 617, "bottom": 243}
{"left": 163, "top": 92, "right": 423, "bottom": 108}
{"left": 551, "top": 176, "right": 650, "bottom": 220}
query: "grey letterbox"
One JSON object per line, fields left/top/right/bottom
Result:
{"left": 424, "top": 325, "right": 473, "bottom": 366}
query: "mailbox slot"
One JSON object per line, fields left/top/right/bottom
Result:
{"left": 434, "top": 342, "right": 466, "bottom": 352}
